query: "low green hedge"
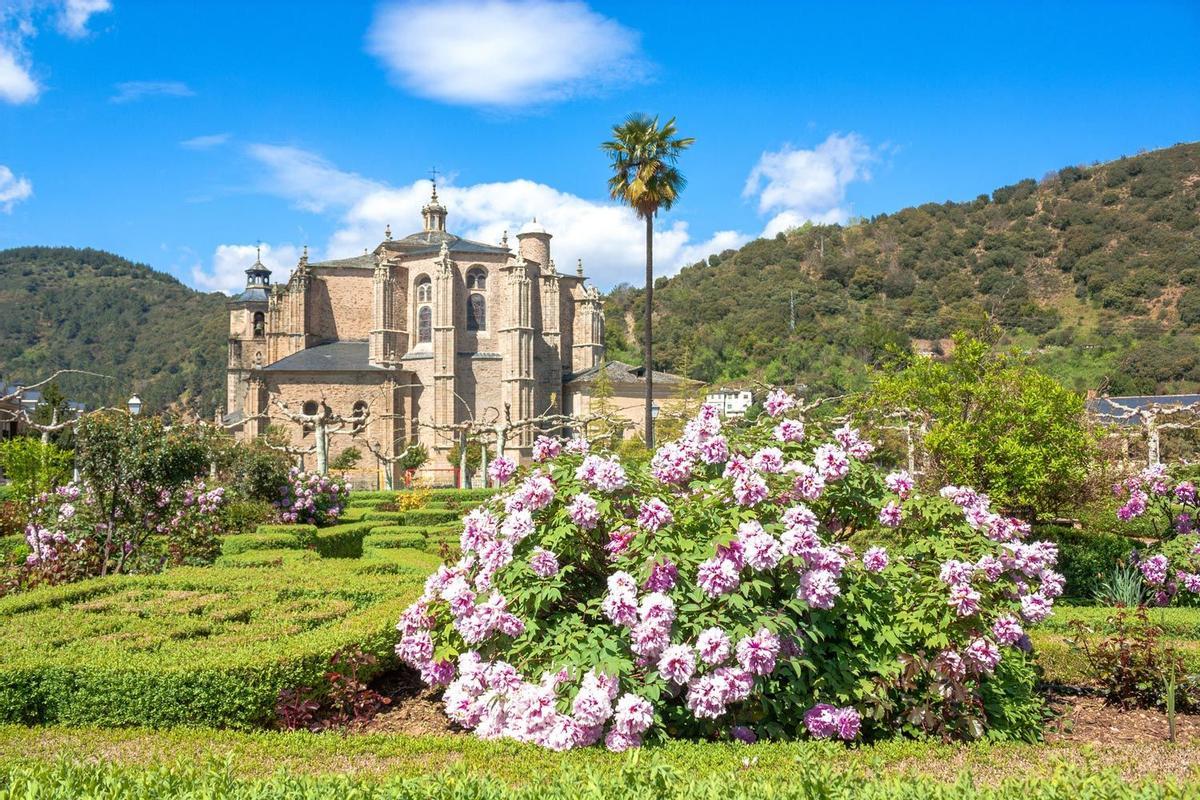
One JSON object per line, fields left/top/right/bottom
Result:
{"left": 1, "top": 758, "right": 1196, "bottom": 799}
{"left": 312, "top": 522, "right": 377, "bottom": 559}
{"left": 0, "top": 544, "right": 437, "bottom": 728}
{"left": 253, "top": 524, "right": 318, "bottom": 545}
{"left": 364, "top": 532, "right": 427, "bottom": 549}
{"left": 220, "top": 532, "right": 302, "bottom": 556}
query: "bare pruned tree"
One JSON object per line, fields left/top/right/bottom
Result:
{"left": 1091, "top": 397, "right": 1200, "bottom": 468}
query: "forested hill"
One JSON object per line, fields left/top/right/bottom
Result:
{"left": 0, "top": 247, "right": 227, "bottom": 415}
{"left": 606, "top": 141, "right": 1200, "bottom": 396}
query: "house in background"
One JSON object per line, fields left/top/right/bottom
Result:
{"left": 705, "top": 387, "right": 754, "bottom": 417}
{"left": 565, "top": 361, "right": 700, "bottom": 439}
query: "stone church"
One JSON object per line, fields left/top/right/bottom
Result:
{"left": 225, "top": 186, "right": 617, "bottom": 486}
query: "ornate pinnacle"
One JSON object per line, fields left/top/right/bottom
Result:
{"left": 576, "top": 257, "right": 583, "bottom": 277}
{"left": 384, "top": 223, "right": 392, "bottom": 241}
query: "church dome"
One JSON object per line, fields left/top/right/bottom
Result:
{"left": 518, "top": 218, "right": 548, "bottom": 236}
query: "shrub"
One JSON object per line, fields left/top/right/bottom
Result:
{"left": 398, "top": 398, "right": 1063, "bottom": 751}
{"left": 220, "top": 499, "right": 275, "bottom": 534}
{"left": 221, "top": 532, "right": 303, "bottom": 556}
{"left": 1034, "top": 525, "right": 1134, "bottom": 600}
{"left": 1092, "top": 562, "right": 1152, "bottom": 607}
{"left": 1068, "top": 605, "right": 1199, "bottom": 710}
{"left": 313, "top": 522, "right": 374, "bottom": 558}
{"left": 0, "top": 438, "right": 72, "bottom": 504}
{"left": 254, "top": 523, "right": 318, "bottom": 545}
{"left": 274, "top": 469, "right": 351, "bottom": 526}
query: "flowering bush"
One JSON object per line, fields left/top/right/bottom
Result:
{"left": 275, "top": 468, "right": 350, "bottom": 526}
{"left": 13, "top": 477, "right": 228, "bottom": 590}
{"left": 1113, "top": 464, "right": 1200, "bottom": 605}
{"left": 396, "top": 396, "right": 1062, "bottom": 750}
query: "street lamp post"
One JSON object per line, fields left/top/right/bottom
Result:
{"left": 127, "top": 394, "right": 142, "bottom": 416}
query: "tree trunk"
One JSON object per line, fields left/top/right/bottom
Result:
{"left": 644, "top": 214, "right": 654, "bottom": 450}
{"left": 315, "top": 418, "right": 328, "bottom": 475}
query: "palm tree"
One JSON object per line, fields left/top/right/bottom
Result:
{"left": 601, "top": 114, "right": 694, "bottom": 449}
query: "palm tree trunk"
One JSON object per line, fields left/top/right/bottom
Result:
{"left": 644, "top": 214, "right": 654, "bottom": 450}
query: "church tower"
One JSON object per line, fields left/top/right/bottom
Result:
{"left": 501, "top": 252, "right": 535, "bottom": 447}
{"left": 226, "top": 247, "right": 271, "bottom": 416}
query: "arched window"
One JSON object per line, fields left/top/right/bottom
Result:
{"left": 467, "top": 293, "right": 486, "bottom": 331}
{"left": 418, "top": 306, "right": 432, "bottom": 343}
{"left": 466, "top": 267, "right": 487, "bottom": 290}
{"left": 415, "top": 276, "right": 432, "bottom": 303}
{"left": 252, "top": 311, "right": 265, "bottom": 337}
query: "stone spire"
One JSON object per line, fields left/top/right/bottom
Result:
{"left": 576, "top": 257, "right": 584, "bottom": 277}
{"left": 422, "top": 182, "right": 447, "bottom": 233}
{"left": 244, "top": 243, "right": 271, "bottom": 288}
{"left": 384, "top": 223, "right": 392, "bottom": 241}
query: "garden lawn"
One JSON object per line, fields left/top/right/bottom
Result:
{"left": 0, "top": 725, "right": 1198, "bottom": 795}
{"left": 0, "top": 534, "right": 440, "bottom": 729}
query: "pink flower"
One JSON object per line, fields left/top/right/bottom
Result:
{"left": 878, "top": 501, "right": 902, "bottom": 528}
{"left": 698, "top": 435, "right": 729, "bottom": 464}
{"left": 731, "top": 725, "right": 757, "bottom": 743}
{"left": 1140, "top": 553, "right": 1169, "bottom": 586}
{"left": 862, "top": 546, "right": 889, "bottom": 573}
{"left": 532, "top": 436, "right": 562, "bottom": 462}
{"left": 813, "top": 444, "right": 850, "bottom": 481}
{"left": 528, "top": 547, "right": 559, "bottom": 578}
{"left": 697, "top": 557, "right": 741, "bottom": 597}
{"left": 751, "top": 447, "right": 785, "bottom": 474}
{"left": 947, "top": 583, "right": 981, "bottom": 617}
{"left": 763, "top": 389, "right": 796, "bottom": 417}
{"left": 657, "top": 643, "right": 697, "bottom": 684}
{"left": 651, "top": 442, "right": 696, "bottom": 484}
{"left": 637, "top": 497, "right": 674, "bottom": 532}
{"left": 773, "top": 418, "right": 805, "bottom": 443}
{"left": 576, "top": 455, "right": 628, "bottom": 492}
{"left": 612, "top": 693, "right": 654, "bottom": 735}
{"left": 732, "top": 473, "right": 769, "bottom": 507}
{"left": 965, "top": 637, "right": 1001, "bottom": 673}
{"left": 489, "top": 456, "right": 517, "bottom": 484}
{"left": 1178, "top": 571, "right": 1200, "bottom": 593}
{"left": 884, "top": 470, "right": 913, "bottom": 499}
{"left": 643, "top": 559, "right": 678, "bottom": 591}
{"left": 568, "top": 493, "right": 600, "bottom": 530}
{"left": 696, "top": 627, "right": 732, "bottom": 665}
{"left": 799, "top": 568, "right": 840, "bottom": 609}
{"left": 792, "top": 464, "right": 826, "bottom": 501}
{"left": 992, "top": 614, "right": 1025, "bottom": 646}
{"left": 805, "top": 704, "right": 860, "bottom": 740}
{"left": 735, "top": 628, "right": 780, "bottom": 676}
{"left": 1020, "top": 592, "right": 1053, "bottom": 623}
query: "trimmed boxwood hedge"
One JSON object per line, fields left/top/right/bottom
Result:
{"left": 0, "top": 544, "right": 438, "bottom": 729}
{"left": 220, "top": 532, "right": 302, "bottom": 556}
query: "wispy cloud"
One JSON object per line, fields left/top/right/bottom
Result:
{"left": 744, "top": 133, "right": 877, "bottom": 236}
{"left": 181, "top": 132, "right": 232, "bottom": 150}
{"left": 111, "top": 80, "right": 195, "bottom": 103}
{"left": 57, "top": 0, "right": 111, "bottom": 38}
{"left": 366, "top": 0, "right": 649, "bottom": 109}
{"left": 0, "top": 0, "right": 112, "bottom": 104}
{"left": 0, "top": 165, "right": 33, "bottom": 212}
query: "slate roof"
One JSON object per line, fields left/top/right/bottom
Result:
{"left": 262, "top": 341, "right": 387, "bottom": 373}
{"left": 1088, "top": 394, "right": 1200, "bottom": 424}
{"left": 229, "top": 286, "right": 270, "bottom": 303}
{"left": 381, "top": 229, "right": 511, "bottom": 257}
{"left": 566, "top": 360, "right": 697, "bottom": 387}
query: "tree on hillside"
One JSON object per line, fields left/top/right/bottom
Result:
{"left": 857, "top": 332, "right": 1096, "bottom": 519}
{"left": 601, "top": 114, "right": 694, "bottom": 449}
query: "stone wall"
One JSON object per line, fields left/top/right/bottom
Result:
{"left": 307, "top": 268, "right": 374, "bottom": 342}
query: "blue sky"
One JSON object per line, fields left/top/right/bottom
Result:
{"left": 1, "top": 0, "right": 1197, "bottom": 293}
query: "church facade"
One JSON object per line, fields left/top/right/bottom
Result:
{"left": 225, "top": 187, "right": 608, "bottom": 486}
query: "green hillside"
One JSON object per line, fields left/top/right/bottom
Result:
{"left": 607, "top": 141, "right": 1200, "bottom": 395}
{"left": 0, "top": 247, "right": 227, "bottom": 414}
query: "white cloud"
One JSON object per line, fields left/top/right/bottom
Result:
{"left": 240, "top": 143, "right": 746, "bottom": 290}
{"left": 0, "top": 165, "right": 33, "bottom": 212}
{"left": 110, "top": 80, "right": 195, "bottom": 103}
{"left": 743, "top": 133, "right": 876, "bottom": 236}
{"left": 0, "top": 1, "right": 112, "bottom": 103}
{"left": 56, "top": 0, "right": 111, "bottom": 38}
{"left": 0, "top": 46, "right": 37, "bottom": 103}
{"left": 191, "top": 242, "right": 307, "bottom": 294}
{"left": 180, "top": 132, "right": 231, "bottom": 150}
{"left": 366, "top": 0, "right": 648, "bottom": 108}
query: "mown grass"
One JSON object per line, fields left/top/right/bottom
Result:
{"left": 0, "top": 725, "right": 1197, "bottom": 789}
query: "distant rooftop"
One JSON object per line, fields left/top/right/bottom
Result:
{"left": 566, "top": 360, "right": 697, "bottom": 387}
